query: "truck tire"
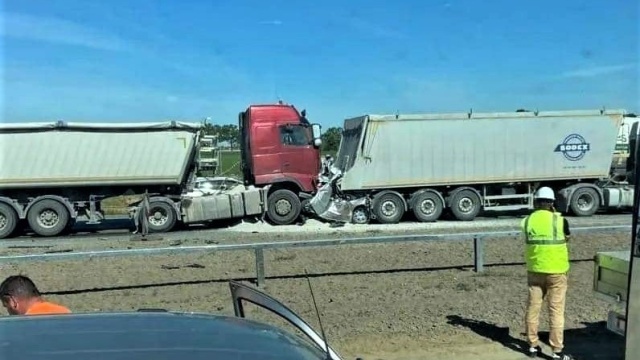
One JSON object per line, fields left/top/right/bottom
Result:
{"left": 267, "top": 189, "right": 301, "bottom": 225}
{"left": 412, "top": 191, "right": 443, "bottom": 222}
{"left": 0, "top": 203, "right": 18, "bottom": 239}
{"left": 373, "top": 193, "right": 405, "bottom": 224}
{"left": 27, "top": 199, "right": 70, "bottom": 237}
{"left": 450, "top": 189, "right": 481, "bottom": 221}
{"left": 570, "top": 187, "right": 600, "bottom": 216}
{"left": 147, "top": 201, "right": 177, "bottom": 233}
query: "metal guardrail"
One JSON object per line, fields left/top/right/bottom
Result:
{"left": 0, "top": 225, "right": 631, "bottom": 286}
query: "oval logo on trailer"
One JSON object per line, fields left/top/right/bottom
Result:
{"left": 554, "top": 134, "right": 590, "bottom": 161}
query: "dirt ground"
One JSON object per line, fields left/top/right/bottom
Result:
{"left": 0, "top": 226, "right": 631, "bottom": 360}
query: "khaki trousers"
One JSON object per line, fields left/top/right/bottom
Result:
{"left": 525, "top": 271, "right": 568, "bottom": 353}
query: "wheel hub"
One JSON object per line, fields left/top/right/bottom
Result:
{"left": 419, "top": 199, "right": 436, "bottom": 215}
{"left": 275, "top": 199, "right": 292, "bottom": 216}
{"left": 0, "top": 214, "right": 6, "bottom": 229}
{"left": 577, "top": 194, "right": 594, "bottom": 211}
{"left": 381, "top": 200, "right": 397, "bottom": 217}
{"left": 149, "top": 209, "right": 168, "bottom": 226}
{"left": 352, "top": 208, "right": 368, "bottom": 224}
{"left": 38, "top": 210, "right": 59, "bottom": 228}
{"left": 458, "top": 198, "right": 474, "bottom": 213}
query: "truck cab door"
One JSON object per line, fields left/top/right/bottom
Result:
{"left": 278, "top": 124, "right": 319, "bottom": 192}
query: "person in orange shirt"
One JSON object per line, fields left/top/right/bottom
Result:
{"left": 0, "top": 275, "right": 71, "bottom": 315}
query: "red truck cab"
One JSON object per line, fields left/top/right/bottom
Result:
{"left": 239, "top": 102, "right": 322, "bottom": 225}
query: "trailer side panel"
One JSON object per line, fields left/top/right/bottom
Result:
{"left": 338, "top": 110, "right": 625, "bottom": 191}
{"left": 0, "top": 122, "right": 201, "bottom": 189}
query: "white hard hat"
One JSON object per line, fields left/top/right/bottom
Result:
{"left": 534, "top": 186, "right": 555, "bottom": 201}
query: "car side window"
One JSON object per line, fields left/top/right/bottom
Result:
{"left": 279, "top": 125, "right": 309, "bottom": 146}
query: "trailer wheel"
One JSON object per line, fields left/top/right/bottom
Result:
{"left": 373, "top": 193, "right": 405, "bottom": 224}
{"left": 147, "top": 201, "right": 177, "bottom": 233}
{"left": 450, "top": 189, "right": 481, "bottom": 221}
{"left": 412, "top": 191, "right": 443, "bottom": 222}
{"left": 351, "top": 206, "right": 370, "bottom": 225}
{"left": 0, "top": 203, "right": 18, "bottom": 239}
{"left": 27, "top": 199, "right": 70, "bottom": 237}
{"left": 570, "top": 187, "right": 600, "bottom": 216}
{"left": 267, "top": 189, "right": 301, "bottom": 225}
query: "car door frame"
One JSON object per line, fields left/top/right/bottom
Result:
{"left": 228, "top": 280, "right": 343, "bottom": 360}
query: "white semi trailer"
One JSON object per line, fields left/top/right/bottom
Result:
{"left": 0, "top": 121, "right": 267, "bottom": 239}
{"left": 314, "top": 109, "right": 635, "bottom": 224}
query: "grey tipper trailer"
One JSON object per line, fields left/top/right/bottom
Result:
{"left": 333, "top": 108, "right": 634, "bottom": 223}
{"left": 0, "top": 121, "right": 267, "bottom": 239}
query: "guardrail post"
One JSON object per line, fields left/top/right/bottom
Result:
{"left": 255, "top": 248, "right": 265, "bottom": 287}
{"left": 474, "top": 236, "right": 484, "bottom": 273}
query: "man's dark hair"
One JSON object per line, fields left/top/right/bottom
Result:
{"left": 0, "top": 275, "right": 41, "bottom": 299}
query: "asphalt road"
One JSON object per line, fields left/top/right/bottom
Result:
{"left": 0, "top": 213, "right": 631, "bottom": 251}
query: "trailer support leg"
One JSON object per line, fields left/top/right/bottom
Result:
{"left": 255, "top": 248, "right": 265, "bottom": 287}
{"left": 88, "top": 195, "right": 101, "bottom": 225}
{"left": 474, "top": 236, "right": 485, "bottom": 273}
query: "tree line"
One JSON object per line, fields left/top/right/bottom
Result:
{"left": 202, "top": 123, "right": 240, "bottom": 149}
{"left": 202, "top": 123, "right": 343, "bottom": 153}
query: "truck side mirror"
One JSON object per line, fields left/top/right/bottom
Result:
{"left": 311, "top": 123, "right": 322, "bottom": 147}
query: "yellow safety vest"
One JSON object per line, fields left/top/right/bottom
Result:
{"left": 521, "top": 209, "right": 570, "bottom": 274}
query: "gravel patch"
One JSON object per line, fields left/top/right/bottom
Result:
{"left": 226, "top": 214, "right": 631, "bottom": 234}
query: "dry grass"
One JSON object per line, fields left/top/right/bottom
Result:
{"left": 100, "top": 195, "right": 143, "bottom": 215}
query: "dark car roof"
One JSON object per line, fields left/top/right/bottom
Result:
{"left": 0, "top": 311, "right": 328, "bottom": 360}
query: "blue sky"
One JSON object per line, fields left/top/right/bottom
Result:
{"left": 1, "top": 0, "right": 638, "bottom": 127}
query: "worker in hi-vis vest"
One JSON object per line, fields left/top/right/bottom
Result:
{"left": 521, "top": 186, "right": 574, "bottom": 360}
